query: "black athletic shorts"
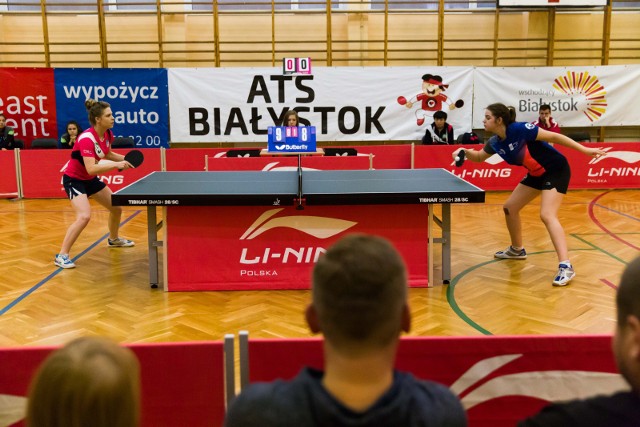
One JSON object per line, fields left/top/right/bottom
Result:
{"left": 62, "top": 175, "right": 106, "bottom": 199}
{"left": 520, "top": 162, "right": 571, "bottom": 194}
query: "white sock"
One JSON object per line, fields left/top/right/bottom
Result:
{"left": 560, "top": 260, "right": 571, "bottom": 266}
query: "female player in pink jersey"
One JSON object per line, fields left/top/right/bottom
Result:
{"left": 55, "top": 99, "right": 136, "bottom": 269}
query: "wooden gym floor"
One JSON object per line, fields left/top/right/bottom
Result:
{"left": 0, "top": 189, "right": 638, "bottom": 346}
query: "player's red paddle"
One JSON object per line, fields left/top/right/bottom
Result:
{"left": 119, "top": 149, "right": 144, "bottom": 171}
{"left": 397, "top": 96, "right": 407, "bottom": 105}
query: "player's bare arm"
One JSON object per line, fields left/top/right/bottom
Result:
{"left": 106, "top": 150, "right": 125, "bottom": 162}
{"left": 451, "top": 147, "right": 491, "bottom": 163}
{"left": 83, "top": 156, "right": 131, "bottom": 175}
{"left": 537, "top": 128, "right": 607, "bottom": 159}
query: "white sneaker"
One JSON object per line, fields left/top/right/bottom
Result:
{"left": 108, "top": 237, "right": 135, "bottom": 247}
{"left": 54, "top": 253, "right": 76, "bottom": 269}
{"left": 494, "top": 246, "right": 527, "bottom": 259}
{"left": 552, "top": 263, "right": 575, "bottom": 286}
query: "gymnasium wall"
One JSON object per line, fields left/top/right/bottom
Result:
{"left": 0, "top": 5, "right": 639, "bottom": 68}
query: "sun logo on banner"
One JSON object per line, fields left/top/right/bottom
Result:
{"left": 552, "top": 71, "right": 607, "bottom": 122}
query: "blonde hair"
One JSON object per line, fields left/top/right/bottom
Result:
{"left": 85, "top": 98, "right": 111, "bottom": 126}
{"left": 27, "top": 336, "right": 140, "bottom": 427}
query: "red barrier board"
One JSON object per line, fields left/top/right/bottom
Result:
{"left": 248, "top": 335, "right": 622, "bottom": 427}
{"left": 206, "top": 155, "right": 371, "bottom": 171}
{"left": 19, "top": 150, "right": 71, "bottom": 198}
{"left": 9, "top": 142, "right": 639, "bottom": 198}
{"left": 302, "top": 156, "right": 370, "bottom": 170}
{"left": 166, "top": 204, "right": 429, "bottom": 290}
{"left": 414, "top": 142, "right": 640, "bottom": 191}
{"left": 165, "top": 147, "right": 230, "bottom": 171}
{"left": 207, "top": 156, "right": 297, "bottom": 171}
{"left": 357, "top": 144, "right": 412, "bottom": 169}
{"left": 19, "top": 148, "right": 162, "bottom": 198}
{"left": 556, "top": 142, "right": 640, "bottom": 189}
{"left": 0, "top": 151, "right": 18, "bottom": 197}
{"left": 0, "top": 341, "right": 226, "bottom": 427}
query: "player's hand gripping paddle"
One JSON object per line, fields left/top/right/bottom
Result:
{"left": 454, "top": 149, "right": 466, "bottom": 167}
{"left": 119, "top": 149, "right": 144, "bottom": 171}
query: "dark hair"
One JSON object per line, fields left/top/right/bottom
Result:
{"left": 312, "top": 234, "right": 407, "bottom": 354}
{"left": 539, "top": 104, "right": 552, "bottom": 112}
{"left": 433, "top": 110, "right": 447, "bottom": 120}
{"left": 617, "top": 257, "right": 640, "bottom": 324}
{"left": 282, "top": 110, "right": 299, "bottom": 126}
{"left": 85, "top": 99, "right": 111, "bottom": 126}
{"left": 66, "top": 120, "right": 83, "bottom": 134}
{"left": 486, "top": 103, "right": 516, "bottom": 126}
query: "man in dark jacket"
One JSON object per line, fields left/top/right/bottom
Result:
{"left": 225, "top": 234, "right": 467, "bottom": 427}
{"left": 422, "top": 110, "right": 454, "bottom": 145}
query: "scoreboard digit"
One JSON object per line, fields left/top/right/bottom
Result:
{"left": 282, "top": 58, "right": 297, "bottom": 74}
{"left": 274, "top": 126, "right": 284, "bottom": 142}
{"left": 282, "top": 57, "right": 312, "bottom": 75}
{"left": 296, "top": 57, "right": 312, "bottom": 74}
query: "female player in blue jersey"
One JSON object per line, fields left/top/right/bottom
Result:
{"left": 454, "top": 103, "right": 607, "bottom": 286}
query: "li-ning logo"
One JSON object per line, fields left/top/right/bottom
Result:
{"left": 587, "top": 147, "right": 640, "bottom": 179}
{"left": 451, "top": 154, "right": 512, "bottom": 179}
{"left": 240, "top": 208, "right": 356, "bottom": 240}
{"left": 452, "top": 354, "right": 627, "bottom": 409}
{"left": 588, "top": 147, "right": 640, "bottom": 165}
{"left": 239, "top": 208, "right": 357, "bottom": 265}
{"left": 553, "top": 71, "right": 607, "bottom": 122}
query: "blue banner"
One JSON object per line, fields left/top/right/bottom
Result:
{"left": 54, "top": 68, "right": 169, "bottom": 148}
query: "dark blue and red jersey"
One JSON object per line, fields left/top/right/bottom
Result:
{"left": 483, "top": 122, "right": 567, "bottom": 177}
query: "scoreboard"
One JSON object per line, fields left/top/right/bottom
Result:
{"left": 267, "top": 126, "right": 317, "bottom": 153}
{"left": 282, "top": 57, "right": 312, "bottom": 75}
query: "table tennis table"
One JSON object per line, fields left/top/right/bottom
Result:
{"left": 112, "top": 169, "right": 485, "bottom": 291}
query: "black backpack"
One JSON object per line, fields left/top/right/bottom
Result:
{"left": 458, "top": 132, "right": 480, "bottom": 144}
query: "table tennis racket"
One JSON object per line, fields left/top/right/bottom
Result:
{"left": 455, "top": 149, "right": 466, "bottom": 167}
{"left": 119, "top": 149, "right": 144, "bottom": 170}
{"left": 455, "top": 99, "right": 464, "bottom": 108}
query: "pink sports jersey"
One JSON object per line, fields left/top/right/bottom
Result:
{"left": 63, "top": 128, "right": 113, "bottom": 181}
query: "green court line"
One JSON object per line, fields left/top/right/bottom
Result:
{"left": 446, "top": 248, "right": 599, "bottom": 335}
{"left": 446, "top": 258, "right": 501, "bottom": 336}
{"left": 570, "top": 233, "right": 631, "bottom": 265}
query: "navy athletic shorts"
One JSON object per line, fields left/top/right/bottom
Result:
{"left": 62, "top": 175, "right": 106, "bottom": 199}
